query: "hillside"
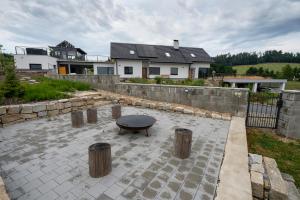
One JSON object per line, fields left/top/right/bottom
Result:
{"left": 232, "top": 63, "right": 300, "bottom": 75}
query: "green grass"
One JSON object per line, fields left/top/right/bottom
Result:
{"left": 128, "top": 78, "right": 204, "bottom": 86}
{"left": 247, "top": 128, "right": 300, "bottom": 187}
{"left": 0, "top": 77, "right": 91, "bottom": 104}
{"left": 232, "top": 63, "right": 300, "bottom": 75}
{"left": 286, "top": 81, "right": 300, "bottom": 90}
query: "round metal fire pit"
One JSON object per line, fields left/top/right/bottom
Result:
{"left": 116, "top": 115, "right": 156, "bottom": 136}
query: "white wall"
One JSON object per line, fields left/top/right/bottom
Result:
{"left": 191, "top": 63, "right": 210, "bottom": 78}
{"left": 14, "top": 54, "right": 57, "bottom": 70}
{"left": 93, "top": 63, "right": 115, "bottom": 75}
{"left": 149, "top": 63, "right": 189, "bottom": 79}
{"left": 115, "top": 60, "right": 142, "bottom": 78}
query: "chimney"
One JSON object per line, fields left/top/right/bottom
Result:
{"left": 173, "top": 40, "right": 179, "bottom": 50}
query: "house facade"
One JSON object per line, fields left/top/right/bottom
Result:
{"left": 14, "top": 41, "right": 110, "bottom": 75}
{"left": 107, "top": 40, "right": 212, "bottom": 79}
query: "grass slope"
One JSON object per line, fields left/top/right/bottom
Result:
{"left": 232, "top": 63, "right": 300, "bottom": 75}
{"left": 247, "top": 128, "right": 300, "bottom": 187}
{"left": 22, "top": 77, "right": 91, "bottom": 102}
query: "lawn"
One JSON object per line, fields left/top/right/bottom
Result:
{"left": 0, "top": 77, "right": 91, "bottom": 104}
{"left": 286, "top": 81, "right": 300, "bottom": 90}
{"left": 232, "top": 63, "right": 300, "bottom": 75}
{"left": 247, "top": 128, "right": 300, "bottom": 187}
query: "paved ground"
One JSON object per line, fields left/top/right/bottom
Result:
{"left": 0, "top": 105, "right": 230, "bottom": 200}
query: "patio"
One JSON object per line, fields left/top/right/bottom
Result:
{"left": 0, "top": 105, "right": 230, "bottom": 200}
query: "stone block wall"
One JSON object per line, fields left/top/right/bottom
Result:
{"left": 48, "top": 74, "right": 120, "bottom": 91}
{"left": 277, "top": 90, "right": 300, "bottom": 139}
{"left": 116, "top": 83, "right": 249, "bottom": 116}
{"left": 0, "top": 96, "right": 108, "bottom": 127}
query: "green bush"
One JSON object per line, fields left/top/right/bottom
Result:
{"left": 128, "top": 78, "right": 150, "bottom": 84}
{"left": 154, "top": 76, "right": 162, "bottom": 84}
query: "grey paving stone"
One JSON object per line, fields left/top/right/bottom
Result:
{"left": 86, "top": 182, "right": 107, "bottom": 198}
{"left": 54, "top": 181, "right": 74, "bottom": 195}
{"left": 37, "top": 179, "right": 59, "bottom": 194}
{"left": 0, "top": 105, "right": 230, "bottom": 200}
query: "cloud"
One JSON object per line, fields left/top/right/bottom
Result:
{"left": 0, "top": 0, "right": 300, "bottom": 56}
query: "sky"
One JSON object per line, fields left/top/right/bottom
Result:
{"left": 0, "top": 0, "right": 300, "bottom": 57}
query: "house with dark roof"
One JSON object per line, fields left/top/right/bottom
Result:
{"left": 108, "top": 40, "right": 212, "bottom": 79}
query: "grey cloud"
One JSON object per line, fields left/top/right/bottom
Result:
{"left": 0, "top": 0, "right": 299, "bottom": 56}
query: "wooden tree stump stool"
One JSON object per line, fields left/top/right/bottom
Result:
{"left": 87, "top": 108, "right": 97, "bottom": 123}
{"left": 89, "top": 143, "right": 112, "bottom": 178}
{"left": 174, "top": 128, "right": 192, "bottom": 159}
{"left": 71, "top": 111, "right": 84, "bottom": 128}
{"left": 112, "top": 104, "right": 121, "bottom": 119}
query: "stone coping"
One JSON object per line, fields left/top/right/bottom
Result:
{"left": 117, "top": 82, "right": 250, "bottom": 91}
{"left": 283, "top": 90, "right": 300, "bottom": 93}
{"left": 215, "top": 117, "right": 252, "bottom": 200}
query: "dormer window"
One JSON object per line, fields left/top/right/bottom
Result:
{"left": 165, "top": 52, "right": 171, "bottom": 57}
{"left": 191, "top": 53, "right": 196, "bottom": 57}
{"left": 130, "top": 50, "right": 135, "bottom": 54}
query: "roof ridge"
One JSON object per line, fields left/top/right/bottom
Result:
{"left": 111, "top": 42, "right": 204, "bottom": 50}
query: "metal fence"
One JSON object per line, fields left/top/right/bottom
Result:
{"left": 246, "top": 92, "right": 283, "bottom": 128}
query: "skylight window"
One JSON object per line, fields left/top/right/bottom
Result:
{"left": 165, "top": 52, "right": 171, "bottom": 57}
{"left": 191, "top": 53, "right": 196, "bottom": 57}
{"left": 130, "top": 50, "right": 135, "bottom": 54}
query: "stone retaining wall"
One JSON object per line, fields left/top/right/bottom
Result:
{"left": 0, "top": 90, "right": 233, "bottom": 127}
{"left": 0, "top": 95, "right": 108, "bottom": 127}
{"left": 48, "top": 74, "right": 120, "bottom": 91}
{"left": 116, "top": 83, "right": 249, "bottom": 117}
{"left": 277, "top": 90, "right": 300, "bottom": 139}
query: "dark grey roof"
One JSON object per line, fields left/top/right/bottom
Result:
{"left": 111, "top": 42, "right": 212, "bottom": 64}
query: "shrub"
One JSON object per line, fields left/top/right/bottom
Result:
{"left": 1, "top": 64, "right": 24, "bottom": 100}
{"left": 154, "top": 76, "right": 162, "bottom": 84}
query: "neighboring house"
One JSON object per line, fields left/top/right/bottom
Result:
{"left": 14, "top": 40, "right": 111, "bottom": 75}
{"left": 14, "top": 47, "right": 57, "bottom": 72}
{"left": 109, "top": 40, "right": 212, "bottom": 79}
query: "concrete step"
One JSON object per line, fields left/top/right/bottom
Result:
{"left": 263, "top": 157, "right": 288, "bottom": 200}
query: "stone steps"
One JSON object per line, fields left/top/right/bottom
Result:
{"left": 281, "top": 173, "right": 300, "bottom": 200}
{"left": 248, "top": 154, "right": 296, "bottom": 200}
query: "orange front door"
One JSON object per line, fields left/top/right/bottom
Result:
{"left": 58, "top": 66, "right": 67, "bottom": 74}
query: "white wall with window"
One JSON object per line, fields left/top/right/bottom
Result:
{"left": 14, "top": 54, "right": 58, "bottom": 70}
{"left": 148, "top": 63, "right": 189, "bottom": 79}
{"left": 93, "top": 63, "right": 115, "bottom": 75}
{"left": 115, "top": 60, "right": 142, "bottom": 78}
{"left": 191, "top": 63, "right": 210, "bottom": 78}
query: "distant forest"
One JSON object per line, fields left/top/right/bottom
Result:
{"left": 211, "top": 50, "right": 300, "bottom": 74}
{"left": 213, "top": 50, "right": 300, "bottom": 66}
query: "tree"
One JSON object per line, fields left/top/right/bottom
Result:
{"left": 0, "top": 46, "right": 24, "bottom": 103}
{"left": 281, "top": 64, "right": 294, "bottom": 80}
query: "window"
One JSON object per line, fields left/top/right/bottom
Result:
{"left": 190, "top": 53, "right": 196, "bottom": 57}
{"left": 97, "top": 67, "right": 114, "bottom": 75}
{"left": 29, "top": 64, "right": 42, "bottom": 70}
{"left": 198, "top": 68, "right": 208, "bottom": 78}
{"left": 165, "top": 52, "right": 171, "bottom": 57}
{"left": 124, "top": 66, "right": 133, "bottom": 75}
{"left": 149, "top": 67, "right": 160, "bottom": 75}
{"left": 170, "top": 67, "right": 178, "bottom": 75}
{"left": 129, "top": 50, "right": 135, "bottom": 54}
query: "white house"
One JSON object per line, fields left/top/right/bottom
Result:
{"left": 106, "top": 40, "right": 212, "bottom": 79}
{"left": 14, "top": 47, "right": 57, "bottom": 72}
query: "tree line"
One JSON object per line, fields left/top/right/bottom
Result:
{"left": 213, "top": 50, "right": 300, "bottom": 66}
{"left": 246, "top": 65, "right": 300, "bottom": 80}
